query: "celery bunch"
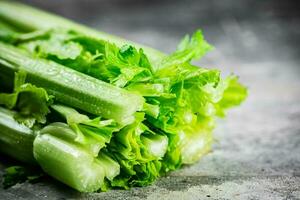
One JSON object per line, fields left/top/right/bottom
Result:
{"left": 0, "top": 1, "right": 247, "bottom": 192}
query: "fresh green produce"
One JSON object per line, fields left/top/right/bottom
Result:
{"left": 0, "top": 1, "right": 247, "bottom": 192}
{"left": 0, "top": 107, "right": 35, "bottom": 164}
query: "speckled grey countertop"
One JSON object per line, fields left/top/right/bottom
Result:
{"left": 0, "top": 0, "right": 299, "bottom": 199}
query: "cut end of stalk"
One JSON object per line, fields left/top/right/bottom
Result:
{"left": 33, "top": 133, "right": 106, "bottom": 192}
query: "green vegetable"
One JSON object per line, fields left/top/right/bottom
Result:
{"left": 34, "top": 132, "right": 105, "bottom": 192}
{"left": 0, "top": 71, "right": 53, "bottom": 127}
{"left": 0, "top": 107, "right": 35, "bottom": 164}
{"left": 107, "top": 113, "right": 169, "bottom": 188}
{"left": 50, "top": 104, "right": 119, "bottom": 156}
{"left": 0, "top": 1, "right": 164, "bottom": 65}
{"left": 0, "top": 43, "right": 144, "bottom": 125}
{"left": 33, "top": 105, "right": 121, "bottom": 191}
{"left": 34, "top": 126, "right": 120, "bottom": 192}
{"left": 0, "top": 1, "right": 247, "bottom": 193}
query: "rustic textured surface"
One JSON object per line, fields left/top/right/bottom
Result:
{"left": 0, "top": 0, "right": 300, "bottom": 199}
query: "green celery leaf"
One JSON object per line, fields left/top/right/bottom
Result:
{"left": 215, "top": 75, "right": 248, "bottom": 116}
{"left": 108, "top": 113, "right": 168, "bottom": 187}
{"left": 15, "top": 29, "right": 154, "bottom": 89}
{"left": 51, "top": 104, "right": 119, "bottom": 155}
{"left": 18, "top": 29, "right": 82, "bottom": 60}
{"left": 0, "top": 71, "right": 53, "bottom": 127}
{"left": 161, "top": 133, "right": 182, "bottom": 172}
{"left": 160, "top": 30, "right": 213, "bottom": 69}
{"left": 130, "top": 160, "right": 162, "bottom": 186}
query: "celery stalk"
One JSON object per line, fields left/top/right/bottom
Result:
{"left": 0, "top": 43, "right": 144, "bottom": 125}
{"left": 0, "top": 1, "right": 165, "bottom": 66}
{"left": 34, "top": 133, "right": 106, "bottom": 192}
{"left": 34, "top": 123, "right": 120, "bottom": 192}
{"left": 0, "top": 107, "right": 35, "bottom": 164}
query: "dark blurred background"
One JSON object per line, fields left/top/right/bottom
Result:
{"left": 1, "top": 0, "right": 300, "bottom": 199}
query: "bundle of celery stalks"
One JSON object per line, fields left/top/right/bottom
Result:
{"left": 0, "top": 1, "right": 247, "bottom": 192}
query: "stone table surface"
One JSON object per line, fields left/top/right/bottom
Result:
{"left": 0, "top": 0, "right": 299, "bottom": 199}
